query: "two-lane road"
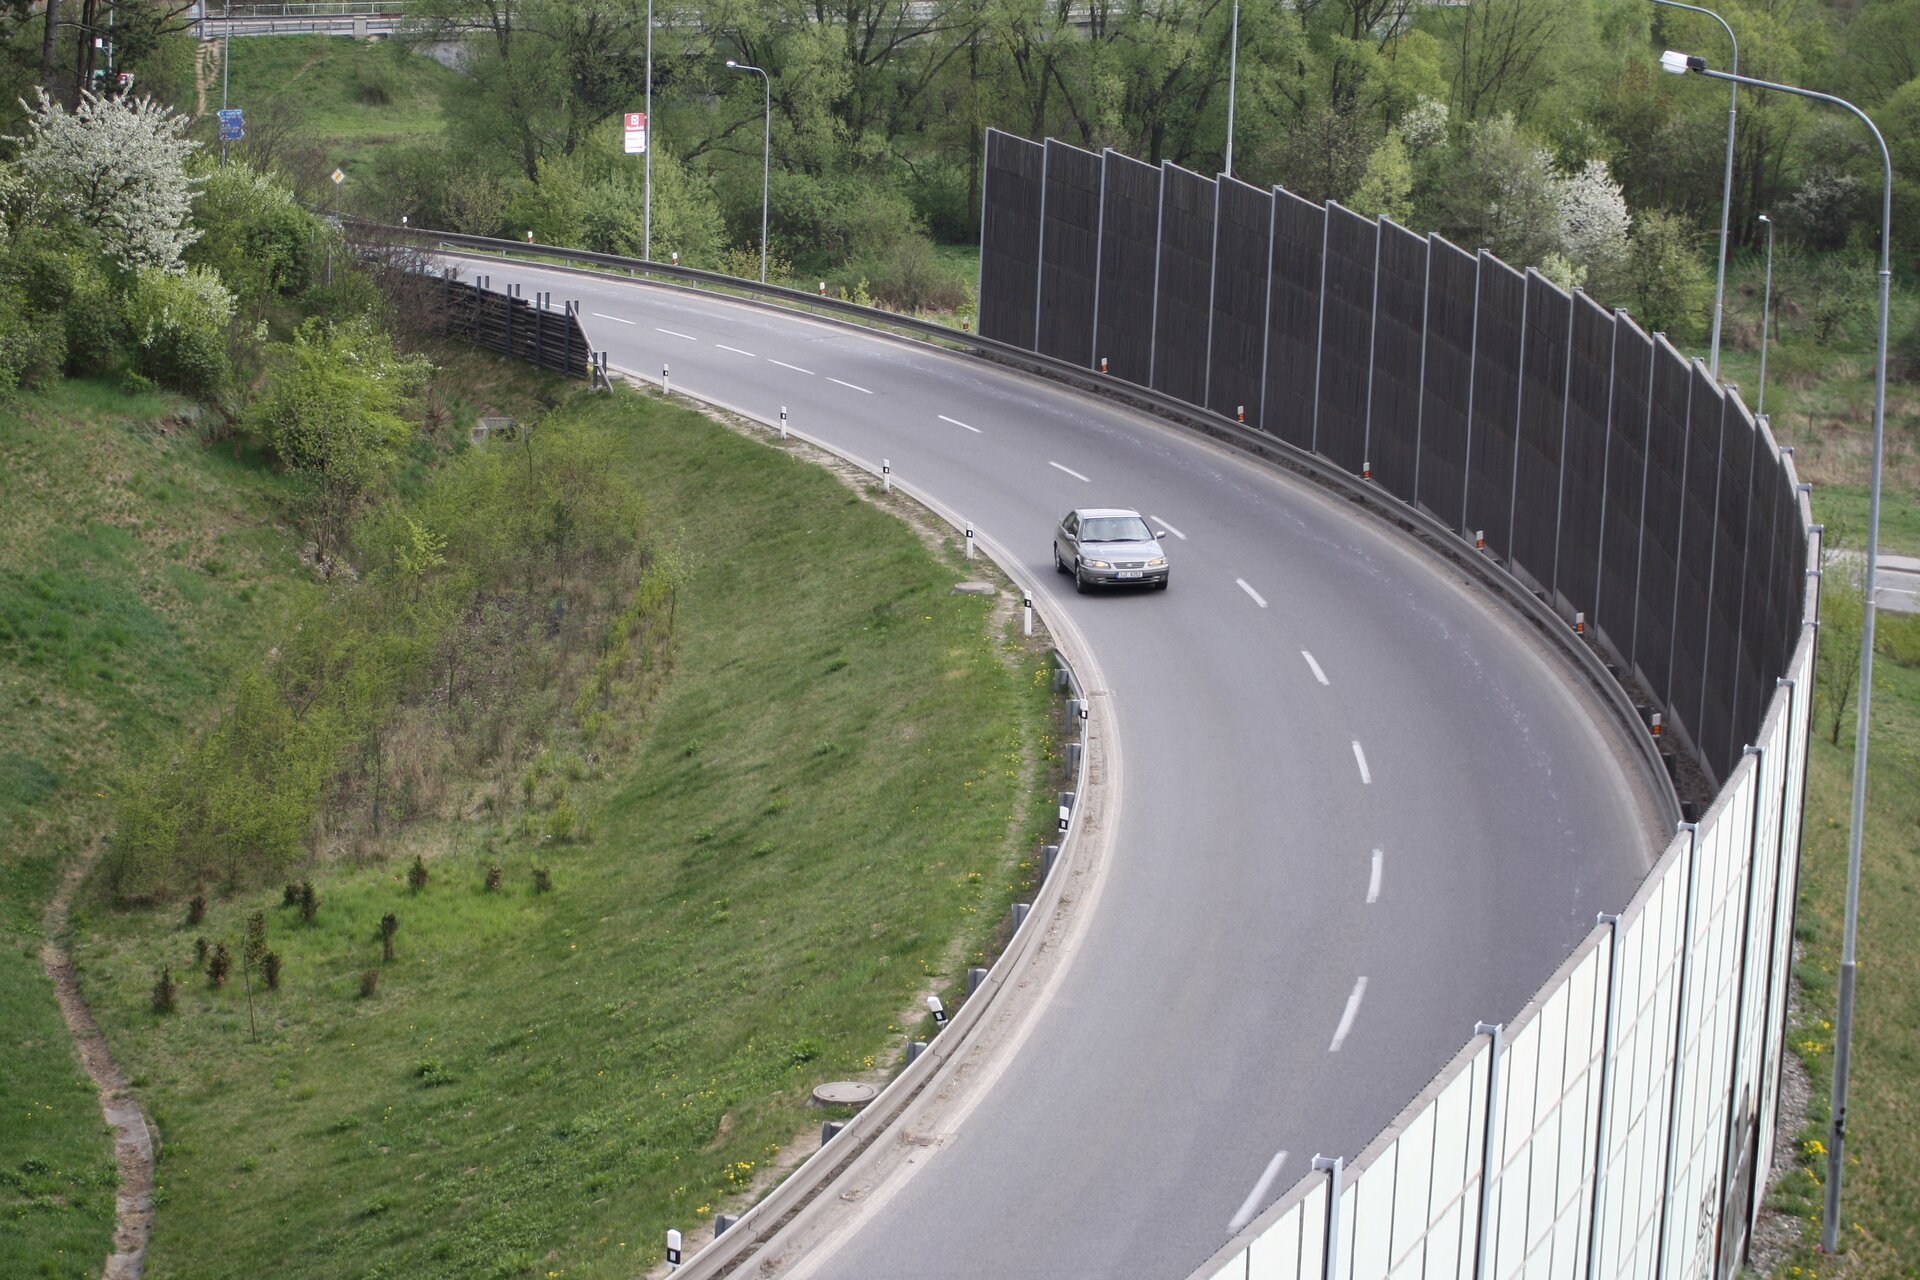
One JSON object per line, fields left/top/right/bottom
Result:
{"left": 450, "top": 257, "right": 1666, "bottom": 1277}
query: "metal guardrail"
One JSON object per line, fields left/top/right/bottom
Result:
{"left": 392, "top": 223, "right": 1682, "bottom": 831}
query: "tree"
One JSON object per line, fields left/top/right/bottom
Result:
{"left": 1442, "top": 0, "right": 1570, "bottom": 122}
{"left": 245, "top": 316, "right": 432, "bottom": 552}
{"left": 1603, "top": 208, "right": 1710, "bottom": 339}
{"left": 1350, "top": 128, "right": 1413, "bottom": 223}
{"left": 1815, "top": 551, "right": 1864, "bottom": 746}
{"left": 1554, "top": 158, "right": 1630, "bottom": 276}
{"left": 7, "top": 89, "right": 201, "bottom": 272}
{"left": 1417, "top": 113, "right": 1564, "bottom": 266}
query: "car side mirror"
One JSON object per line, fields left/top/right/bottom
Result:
{"left": 1155, "top": 531, "right": 1169, "bottom": 541}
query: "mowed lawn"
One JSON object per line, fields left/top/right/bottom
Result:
{"left": 69, "top": 389, "right": 1057, "bottom": 1279}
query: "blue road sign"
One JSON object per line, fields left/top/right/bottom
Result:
{"left": 217, "top": 108, "right": 244, "bottom": 141}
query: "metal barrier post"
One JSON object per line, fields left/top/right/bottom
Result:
{"left": 1472, "top": 1020, "right": 1505, "bottom": 1280}
{"left": 1585, "top": 914, "right": 1625, "bottom": 1280}
{"left": 1654, "top": 822, "right": 1704, "bottom": 1279}
{"left": 1312, "top": 1155, "right": 1344, "bottom": 1280}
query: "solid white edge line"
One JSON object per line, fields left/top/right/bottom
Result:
{"left": 1236, "top": 578, "right": 1268, "bottom": 609}
{"left": 1049, "top": 461, "right": 1091, "bottom": 483}
{"left": 828, "top": 377, "right": 873, "bottom": 394}
{"left": 589, "top": 312, "right": 635, "bottom": 324}
{"left": 1227, "top": 1150, "right": 1289, "bottom": 1235}
{"left": 1352, "top": 741, "right": 1372, "bottom": 785}
{"left": 1302, "top": 651, "right": 1329, "bottom": 685}
{"left": 655, "top": 327, "right": 697, "bottom": 340}
{"left": 1148, "top": 516, "right": 1186, "bottom": 540}
{"left": 1368, "top": 850, "right": 1383, "bottom": 904}
{"left": 716, "top": 344, "right": 757, "bottom": 357}
{"left": 769, "top": 359, "right": 816, "bottom": 375}
{"left": 938, "top": 414, "right": 981, "bottom": 434}
{"left": 1329, "top": 977, "right": 1368, "bottom": 1052}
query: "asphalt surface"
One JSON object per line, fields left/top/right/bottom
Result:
{"left": 445, "top": 257, "right": 1668, "bottom": 1278}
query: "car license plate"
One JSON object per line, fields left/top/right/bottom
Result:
{"left": 1117, "top": 570, "right": 1143, "bottom": 579}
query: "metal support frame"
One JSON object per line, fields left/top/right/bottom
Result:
{"left": 1585, "top": 914, "right": 1626, "bottom": 1280}
{"left": 1472, "top": 1020, "right": 1505, "bottom": 1280}
{"left": 1654, "top": 821, "right": 1705, "bottom": 1280}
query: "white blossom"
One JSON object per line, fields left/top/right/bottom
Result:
{"left": 1553, "top": 158, "right": 1631, "bottom": 271}
{"left": 1400, "top": 98, "right": 1450, "bottom": 151}
{"left": 8, "top": 89, "right": 202, "bottom": 272}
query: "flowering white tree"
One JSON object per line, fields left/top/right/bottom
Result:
{"left": 8, "top": 89, "right": 201, "bottom": 272}
{"left": 1553, "top": 158, "right": 1631, "bottom": 275}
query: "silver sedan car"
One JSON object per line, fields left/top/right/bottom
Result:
{"left": 1052, "top": 508, "right": 1171, "bottom": 592}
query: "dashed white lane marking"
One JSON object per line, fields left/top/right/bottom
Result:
{"left": 1227, "top": 1150, "right": 1289, "bottom": 1234}
{"left": 938, "top": 414, "right": 981, "bottom": 434}
{"left": 1237, "top": 579, "right": 1267, "bottom": 609}
{"left": 1368, "top": 850, "right": 1383, "bottom": 904}
{"left": 1148, "top": 517, "right": 1186, "bottom": 540}
{"left": 590, "top": 312, "right": 635, "bottom": 324}
{"left": 717, "top": 344, "right": 757, "bottom": 357}
{"left": 655, "top": 327, "right": 697, "bottom": 340}
{"left": 1301, "top": 651, "right": 1329, "bottom": 685}
{"left": 1352, "top": 741, "right": 1372, "bottom": 785}
{"left": 1049, "top": 461, "right": 1091, "bottom": 482}
{"left": 1329, "top": 977, "right": 1368, "bottom": 1052}
{"left": 828, "top": 377, "right": 872, "bottom": 394}
{"left": 769, "top": 359, "right": 815, "bottom": 375}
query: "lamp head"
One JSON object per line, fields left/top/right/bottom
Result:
{"left": 726, "top": 59, "right": 738, "bottom": 68}
{"left": 1660, "top": 49, "right": 1707, "bottom": 74}
{"left": 1757, "top": 213, "right": 1771, "bottom": 224}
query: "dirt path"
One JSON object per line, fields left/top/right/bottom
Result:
{"left": 40, "top": 849, "right": 153, "bottom": 1280}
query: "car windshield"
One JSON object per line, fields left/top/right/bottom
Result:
{"left": 1082, "top": 516, "right": 1153, "bottom": 543}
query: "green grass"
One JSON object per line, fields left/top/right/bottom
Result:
{"left": 220, "top": 36, "right": 459, "bottom": 176}
{"left": 0, "top": 382, "right": 321, "bottom": 1279}
{"left": 65, "top": 388, "right": 1058, "bottom": 1279}
{"left": 1768, "top": 640, "right": 1920, "bottom": 1275}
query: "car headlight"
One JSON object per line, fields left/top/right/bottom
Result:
{"left": 1146, "top": 558, "right": 1167, "bottom": 568}
{"left": 1083, "top": 558, "right": 1112, "bottom": 569}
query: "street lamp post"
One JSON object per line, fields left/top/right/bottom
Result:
{"left": 726, "top": 59, "right": 771, "bottom": 284}
{"left": 1224, "top": 0, "right": 1240, "bottom": 178}
{"left": 1757, "top": 212, "right": 1774, "bottom": 416}
{"left": 643, "top": 0, "right": 653, "bottom": 262}
{"left": 1649, "top": 0, "right": 1737, "bottom": 377}
{"left": 1662, "top": 47, "right": 1892, "bottom": 1258}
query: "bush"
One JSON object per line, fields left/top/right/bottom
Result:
{"left": 407, "top": 855, "right": 428, "bottom": 893}
{"left": 151, "top": 965, "right": 176, "bottom": 1014}
{"left": 849, "top": 235, "right": 968, "bottom": 313}
{"left": 207, "top": 941, "right": 233, "bottom": 987}
{"left": 765, "top": 169, "right": 922, "bottom": 274}
{"left": 124, "top": 265, "right": 235, "bottom": 398}
{"left": 188, "top": 164, "right": 318, "bottom": 310}
{"left": 359, "top": 968, "right": 380, "bottom": 999}
{"left": 0, "top": 291, "right": 68, "bottom": 393}
{"left": 262, "top": 951, "right": 282, "bottom": 991}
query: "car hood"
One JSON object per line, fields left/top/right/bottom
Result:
{"left": 1082, "top": 538, "right": 1166, "bottom": 561}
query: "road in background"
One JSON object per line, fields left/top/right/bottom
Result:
{"left": 447, "top": 257, "right": 1668, "bottom": 1278}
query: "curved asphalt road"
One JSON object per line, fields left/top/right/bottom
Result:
{"left": 449, "top": 257, "right": 1666, "bottom": 1278}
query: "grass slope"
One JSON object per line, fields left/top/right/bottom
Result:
{"left": 221, "top": 36, "right": 458, "bottom": 177}
{"left": 67, "top": 389, "right": 1056, "bottom": 1279}
{"left": 0, "top": 382, "right": 321, "bottom": 1279}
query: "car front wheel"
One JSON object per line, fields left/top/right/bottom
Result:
{"left": 1075, "top": 564, "right": 1091, "bottom": 594}
{"left": 1054, "top": 545, "right": 1069, "bottom": 575}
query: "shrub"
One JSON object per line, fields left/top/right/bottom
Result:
{"left": 187, "top": 163, "right": 317, "bottom": 309}
{"left": 851, "top": 235, "right": 968, "bottom": 314}
{"left": 0, "top": 286, "right": 68, "bottom": 393}
{"left": 299, "top": 881, "right": 318, "bottom": 923}
{"left": 262, "top": 951, "right": 282, "bottom": 991}
{"left": 484, "top": 864, "right": 503, "bottom": 892}
{"left": 379, "top": 912, "right": 399, "bottom": 962}
{"left": 124, "top": 264, "right": 235, "bottom": 398}
{"left": 187, "top": 892, "right": 206, "bottom": 926}
{"left": 151, "top": 965, "right": 176, "bottom": 1014}
{"left": 359, "top": 968, "right": 380, "bottom": 999}
{"left": 283, "top": 882, "right": 301, "bottom": 907}
{"left": 407, "top": 855, "right": 428, "bottom": 893}
{"left": 194, "top": 936, "right": 209, "bottom": 965}
{"left": 207, "top": 941, "right": 233, "bottom": 987}
{"left": 532, "top": 866, "right": 552, "bottom": 893}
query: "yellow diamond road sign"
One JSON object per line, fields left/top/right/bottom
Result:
{"left": 330, "top": 168, "right": 345, "bottom": 185}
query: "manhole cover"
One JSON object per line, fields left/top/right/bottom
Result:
{"left": 811, "top": 1081, "right": 878, "bottom": 1109}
